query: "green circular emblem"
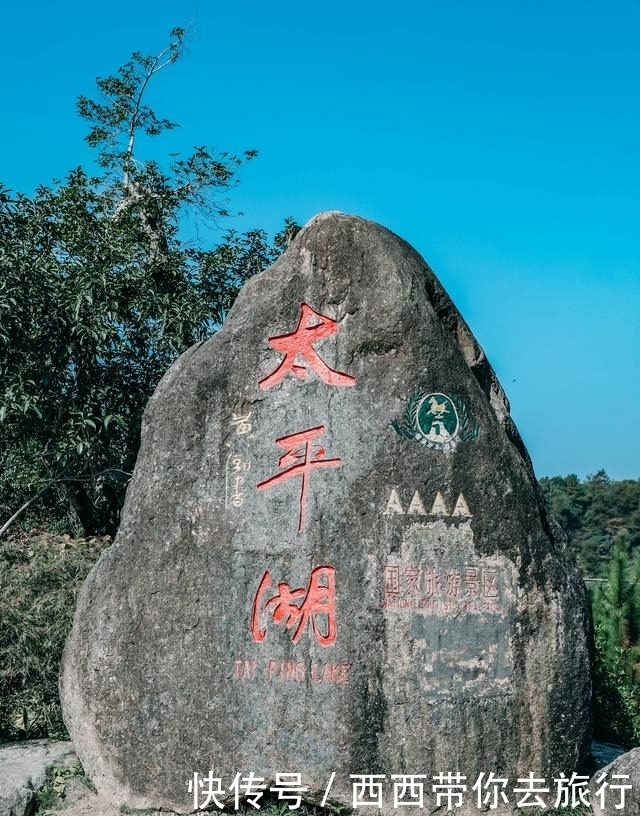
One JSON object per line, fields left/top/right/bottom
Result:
{"left": 416, "top": 393, "right": 459, "bottom": 445}
{"left": 391, "top": 389, "right": 480, "bottom": 451}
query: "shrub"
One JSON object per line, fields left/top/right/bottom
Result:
{"left": 592, "top": 623, "right": 640, "bottom": 748}
{"left": 0, "top": 529, "right": 109, "bottom": 739}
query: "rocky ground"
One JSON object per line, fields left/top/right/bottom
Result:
{"left": 0, "top": 740, "right": 178, "bottom": 816}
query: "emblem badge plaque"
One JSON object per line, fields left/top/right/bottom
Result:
{"left": 392, "top": 392, "right": 480, "bottom": 451}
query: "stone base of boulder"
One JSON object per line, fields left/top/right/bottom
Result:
{"left": 590, "top": 746, "right": 640, "bottom": 816}
{"left": 0, "top": 740, "right": 76, "bottom": 816}
{"left": 39, "top": 788, "right": 181, "bottom": 816}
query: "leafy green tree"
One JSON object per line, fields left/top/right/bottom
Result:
{"left": 542, "top": 474, "right": 583, "bottom": 534}
{"left": 0, "top": 29, "right": 297, "bottom": 538}
{"left": 591, "top": 533, "right": 640, "bottom": 650}
{"left": 592, "top": 625, "right": 640, "bottom": 747}
{"left": 540, "top": 472, "right": 640, "bottom": 576}
{"left": 590, "top": 532, "right": 640, "bottom": 746}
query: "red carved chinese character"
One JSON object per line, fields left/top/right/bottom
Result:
{"left": 384, "top": 565, "right": 400, "bottom": 595}
{"left": 444, "top": 570, "right": 461, "bottom": 598}
{"left": 463, "top": 566, "right": 479, "bottom": 597}
{"left": 482, "top": 570, "right": 499, "bottom": 598}
{"left": 423, "top": 569, "right": 442, "bottom": 597}
{"left": 259, "top": 303, "right": 355, "bottom": 390}
{"left": 257, "top": 425, "right": 341, "bottom": 532}
{"left": 250, "top": 566, "right": 337, "bottom": 646}
{"left": 404, "top": 567, "right": 421, "bottom": 595}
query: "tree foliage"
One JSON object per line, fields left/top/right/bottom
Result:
{"left": 0, "top": 29, "right": 298, "bottom": 538}
{"left": 540, "top": 470, "right": 640, "bottom": 577}
{"left": 542, "top": 475, "right": 640, "bottom": 746}
{"left": 589, "top": 533, "right": 640, "bottom": 747}
{"left": 0, "top": 530, "right": 111, "bottom": 740}
{"left": 591, "top": 533, "right": 640, "bottom": 649}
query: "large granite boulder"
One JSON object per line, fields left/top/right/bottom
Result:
{"left": 60, "top": 212, "right": 591, "bottom": 813}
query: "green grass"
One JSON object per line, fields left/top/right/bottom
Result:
{"left": 34, "top": 759, "right": 96, "bottom": 815}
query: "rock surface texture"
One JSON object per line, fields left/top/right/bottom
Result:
{"left": 590, "top": 747, "right": 640, "bottom": 816}
{"left": 61, "top": 213, "right": 592, "bottom": 814}
{"left": 0, "top": 740, "right": 76, "bottom": 816}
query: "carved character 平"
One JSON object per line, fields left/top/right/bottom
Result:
{"left": 257, "top": 426, "right": 341, "bottom": 532}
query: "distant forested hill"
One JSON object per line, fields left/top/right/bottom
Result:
{"left": 539, "top": 470, "right": 640, "bottom": 577}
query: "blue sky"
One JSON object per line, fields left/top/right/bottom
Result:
{"left": 3, "top": 1, "right": 639, "bottom": 479}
